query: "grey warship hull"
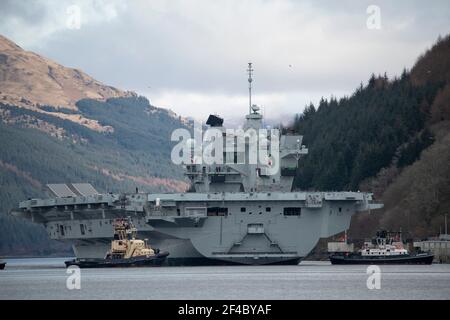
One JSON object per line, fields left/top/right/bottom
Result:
{"left": 11, "top": 64, "right": 383, "bottom": 266}
{"left": 13, "top": 191, "right": 381, "bottom": 265}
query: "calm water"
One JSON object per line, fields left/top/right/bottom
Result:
{"left": 1, "top": 258, "right": 449, "bottom": 300}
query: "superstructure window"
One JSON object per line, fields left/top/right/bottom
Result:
{"left": 207, "top": 207, "right": 228, "bottom": 216}
{"left": 240, "top": 207, "right": 246, "bottom": 212}
{"left": 266, "top": 207, "right": 271, "bottom": 212}
{"left": 283, "top": 207, "right": 301, "bottom": 216}
{"left": 80, "top": 224, "right": 85, "bottom": 235}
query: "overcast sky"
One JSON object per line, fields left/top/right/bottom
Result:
{"left": 1, "top": 0, "right": 449, "bottom": 123}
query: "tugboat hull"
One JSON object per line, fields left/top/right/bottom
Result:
{"left": 330, "top": 253, "right": 434, "bottom": 265}
{"left": 65, "top": 252, "right": 169, "bottom": 268}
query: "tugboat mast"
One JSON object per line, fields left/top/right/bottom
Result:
{"left": 247, "top": 62, "right": 253, "bottom": 115}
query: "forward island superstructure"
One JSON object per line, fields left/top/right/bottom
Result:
{"left": 11, "top": 63, "right": 383, "bottom": 265}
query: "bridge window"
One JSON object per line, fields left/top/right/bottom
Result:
{"left": 283, "top": 207, "right": 301, "bottom": 216}
{"left": 266, "top": 207, "right": 271, "bottom": 212}
{"left": 240, "top": 207, "right": 246, "bottom": 212}
{"left": 211, "top": 175, "right": 225, "bottom": 183}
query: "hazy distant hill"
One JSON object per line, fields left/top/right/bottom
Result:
{"left": 290, "top": 34, "right": 450, "bottom": 239}
{"left": 0, "top": 35, "right": 190, "bottom": 255}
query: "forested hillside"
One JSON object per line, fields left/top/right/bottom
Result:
{"left": 0, "top": 34, "right": 194, "bottom": 255}
{"left": 0, "top": 96, "right": 190, "bottom": 255}
{"left": 290, "top": 35, "right": 450, "bottom": 239}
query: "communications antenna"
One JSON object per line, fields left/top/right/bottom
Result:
{"left": 247, "top": 62, "right": 253, "bottom": 115}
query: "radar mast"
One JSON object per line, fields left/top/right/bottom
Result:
{"left": 247, "top": 62, "right": 253, "bottom": 115}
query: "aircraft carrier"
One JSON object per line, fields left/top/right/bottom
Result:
{"left": 11, "top": 63, "right": 383, "bottom": 265}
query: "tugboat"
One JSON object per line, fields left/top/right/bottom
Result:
{"left": 65, "top": 218, "right": 169, "bottom": 268}
{"left": 0, "top": 260, "right": 5, "bottom": 270}
{"left": 330, "top": 230, "right": 434, "bottom": 265}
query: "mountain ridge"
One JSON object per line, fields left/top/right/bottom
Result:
{"left": 0, "top": 34, "right": 136, "bottom": 110}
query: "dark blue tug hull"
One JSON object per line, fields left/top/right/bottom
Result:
{"left": 65, "top": 251, "right": 169, "bottom": 268}
{"left": 329, "top": 253, "right": 434, "bottom": 265}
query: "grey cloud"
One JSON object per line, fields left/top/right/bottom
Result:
{"left": 0, "top": 0, "right": 449, "bottom": 119}
{"left": 0, "top": 0, "right": 48, "bottom": 24}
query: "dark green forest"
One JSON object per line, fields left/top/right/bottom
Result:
{"left": 289, "top": 71, "right": 440, "bottom": 191}
{"left": 289, "top": 35, "right": 450, "bottom": 238}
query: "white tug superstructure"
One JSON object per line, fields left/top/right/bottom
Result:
{"left": 329, "top": 230, "right": 434, "bottom": 264}
{"left": 360, "top": 231, "right": 408, "bottom": 257}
